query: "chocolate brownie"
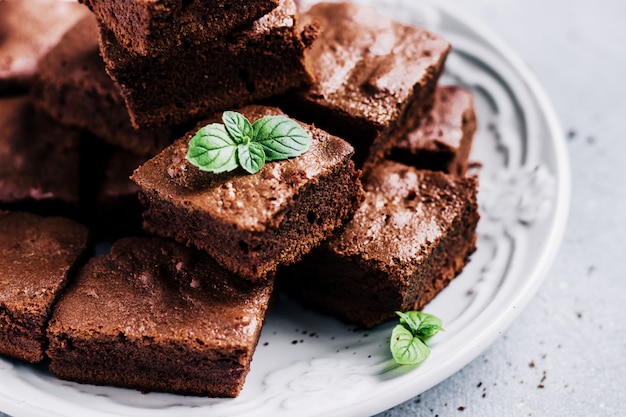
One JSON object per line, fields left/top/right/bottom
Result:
{"left": 0, "top": 97, "right": 81, "bottom": 215}
{"left": 47, "top": 237, "right": 273, "bottom": 397}
{"left": 0, "top": 1, "right": 88, "bottom": 95}
{"left": 278, "top": 2, "right": 450, "bottom": 171}
{"left": 280, "top": 161, "right": 479, "bottom": 328}
{"left": 31, "top": 15, "right": 173, "bottom": 157}
{"left": 0, "top": 211, "right": 90, "bottom": 363}
{"left": 80, "top": 0, "right": 280, "bottom": 57}
{"left": 389, "top": 86, "right": 477, "bottom": 176}
{"left": 99, "top": 0, "right": 317, "bottom": 128}
{"left": 131, "top": 105, "right": 363, "bottom": 282}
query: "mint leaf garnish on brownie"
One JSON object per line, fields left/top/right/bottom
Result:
{"left": 390, "top": 311, "right": 443, "bottom": 365}
{"left": 187, "top": 111, "right": 311, "bottom": 174}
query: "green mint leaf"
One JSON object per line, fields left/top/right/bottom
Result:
{"left": 223, "top": 111, "right": 253, "bottom": 144}
{"left": 186, "top": 123, "right": 239, "bottom": 173}
{"left": 390, "top": 324, "right": 431, "bottom": 365}
{"left": 252, "top": 115, "right": 311, "bottom": 161}
{"left": 390, "top": 311, "right": 443, "bottom": 365}
{"left": 237, "top": 142, "right": 265, "bottom": 174}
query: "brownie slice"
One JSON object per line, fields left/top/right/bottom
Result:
{"left": 100, "top": 0, "right": 317, "bottom": 128}
{"left": 31, "top": 15, "right": 173, "bottom": 157}
{"left": 0, "top": 97, "right": 81, "bottom": 215}
{"left": 280, "top": 161, "right": 479, "bottom": 328}
{"left": 389, "top": 86, "right": 477, "bottom": 177}
{"left": 0, "top": 1, "right": 88, "bottom": 95}
{"left": 278, "top": 2, "right": 450, "bottom": 171}
{"left": 80, "top": 0, "right": 280, "bottom": 57}
{"left": 131, "top": 105, "right": 363, "bottom": 282}
{"left": 0, "top": 211, "right": 90, "bottom": 363}
{"left": 47, "top": 237, "right": 273, "bottom": 397}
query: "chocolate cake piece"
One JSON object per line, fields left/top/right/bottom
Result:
{"left": 279, "top": 2, "right": 450, "bottom": 171}
{"left": 280, "top": 161, "right": 479, "bottom": 328}
{"left": 80, "top": 0, "right": 280, "bottom": 57}
{"left": 0, "top": 97, "right": 81, "bottom": 215}
{"left": 0, "top": 211, "right": 90, "bottom": 363}
{"left": 389, "top": 86, "right": 477, "bottom": 177}
{"left": 31, "top": 15, "right": 173, "bottom": 157}
{"left": 100, "top": 0, "right": 317, "bottom": 128}
{"left": 131, "top": 105, "right": 363, "bottom": 282}
{"left": 0, "top": 0, "right": 88, "bottom": 95}
{"left": 47, "top": 237, "right": 273, "bottom": 397}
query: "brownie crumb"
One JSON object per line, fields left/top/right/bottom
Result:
{"left": 457, "top": 406, "right": 466, "bottom": 411}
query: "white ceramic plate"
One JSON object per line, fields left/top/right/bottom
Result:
{"left": 0, "top": 1, "right": 570, "bottom": 416}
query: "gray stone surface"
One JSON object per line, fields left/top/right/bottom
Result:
{"left": 377, "top": 0, "right": 626, "bottom": 416}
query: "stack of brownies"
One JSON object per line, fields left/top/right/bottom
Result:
{"left": 0, "top": 0, "right": 479, "bottom": 398}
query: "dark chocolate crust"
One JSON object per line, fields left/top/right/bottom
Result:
{"left": 280, "top": 161, "right": 479, "bottom": 328}
{"left": 0, "top": 211, "right": 90, "bottom": 363}
{"left": 279, "top": 2, "right": 451, "bottom": 171}
{"left": 0, "top": 1, "right": 88, "bottom": 95}
{"left": 389, "top": 86, "right": 477, "bottom": 176}
{"left": 99, "top": 0, "right": 316, "bottom": 129}
{"left": 0, "top": 97, "right": 81, "bottom": 215}
{"left": 80, "top": 0, "right": 280, "bottom": 57}
{"left": 46, "top": 237, "right": 273, "bottom": 397}
{"left": 131, "top": 105, "right": 364, "bottom": 282}
{"left": 31, "top": 15, "right": 173, "bottom": 157}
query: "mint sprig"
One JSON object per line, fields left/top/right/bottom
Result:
{"left": 186, "top": 111, "right": 311, "bottom": 174}
{"left": 390, "top": 311, "right": 443, "bottom": 365}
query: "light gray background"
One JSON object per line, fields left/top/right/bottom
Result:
{"left": 378, "top": 0, "right": 626, "bottom": 416}
{"left": 2, "top": 0, "right": 625, "bottom": 416}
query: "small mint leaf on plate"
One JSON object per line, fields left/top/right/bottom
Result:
{"left": 252, "top": 115, "right": 311, "bottom": 161}
{"left": 390, "top": 325, "right": 431, "bottom": 365}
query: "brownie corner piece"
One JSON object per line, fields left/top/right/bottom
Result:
{"left": 281, "top": 1, "right": 451, "bottom": 171}
{"left": 131, "top": 105, "right": 364, "bottom": 281}
{"left": 281, "top": 161, "right": 479, "bottom": 328}
{"left": 46, "top": 237, "right": 273, "bottom": 397}
{"left": 81, "top": 0, "right": 280, "bottom": 57}
{"left": 0, "top": 211, "right": 90, "bottom": 363}
{"left": 389, "top": 86, "right": 478, "bottom": 177}
{"left": 100, "top": 0, "right": 315, "bottom": 128}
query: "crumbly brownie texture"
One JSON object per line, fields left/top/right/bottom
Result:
{"left": 100, "top": 0, "right": 317, "bottom": 128}
{"left": 280, "top": 2, "right": 450, "bottom": 171}
{"left": 131, "top": 105, "right": 363, "bottom": 282}
{"left": 280, "top": 161, "right": 479, "bottom": 328}
{"left": 81, "top": 140, "right": 146, "bottom": 238}
{"left": 0, "top": 97, "right": 81, "bottom": 215}
{"left": 47, "top": 237, "right": 273, "bottom": 397}
{"left": 0, "top": 211, "right": 90, "bottom": 363}
{"left": 80, "top": 0, "right": 280, "bottom": 57}
{"left": 0, "top": 1, "right": 88, "bottom": 95}
{"left": 31, "top": 15, "right": 173, "bottom": 157}
{"left": 389, "top": 86, "right": 477, "bottom": 177}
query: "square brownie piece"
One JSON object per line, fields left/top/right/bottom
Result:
{"left": 280, "top": 161, "right": 479, "bottom": 328}
{"left": 0, "top": 1, "right": 88, "bottom": 95}
{"left": 0, "top": 211, "right": 90, "bottom": 363}
{"left": 279, "top": 2, "right": 450, "bottom": 171}
{"left": 80, "top": 0, "right": 280, "bottom": 57}
{"left": 131, "top": 105, "right": 363, "bottom": 282}
{"left": 47, "top": 237, "right": 273, "bottom": 397}
{"left": 31, "top": 15, "right": 173, "bottom": 157}
{"left": 0, "top": 97, "right": 81, "bottom": 215}
{"left": 388, "top": 86, "right": 477, "bottom": 177}
{"left": 99, "top": 0, "right": 317, "bottom": 128}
